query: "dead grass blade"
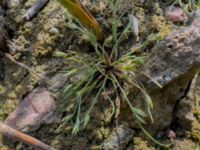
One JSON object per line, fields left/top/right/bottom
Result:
{"left": 58, "top": 0, "right": 104, "bottom": 41}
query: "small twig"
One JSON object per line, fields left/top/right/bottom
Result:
{"left": 5, "top": 53, "right": 45, "bottom": 79}
{"left": 0, "top": 121, "right": 56, "bottom": 150}
{"left": 23, "top": 0, "right": 49, "bottom": 21}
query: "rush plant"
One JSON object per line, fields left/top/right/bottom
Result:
{"left": 57, "top": 0, "right": 152, "bottom": 132}
{"left": 57, "top": 0, "right": 168, "bottom": 147}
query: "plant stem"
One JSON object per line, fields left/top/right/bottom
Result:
{"left": 0, "top": 122, "right": 56, "bottom": 150}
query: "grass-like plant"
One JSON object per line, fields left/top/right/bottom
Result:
{"left": 57, "top": 0, "right": 168, "bottom": 147}
{"left": 55, "top": 24, "right": 149, "bottom": 134}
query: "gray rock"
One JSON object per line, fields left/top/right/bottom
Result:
{"left": 175, "top": 73, "right": 200, "bottom": 130}
{"left": 124, "top": 10, "right": 200, "bottom": 132}
{"left": 143, "top": 22, "right": 200, "bottom": 88}
{"left": 5, "top": 88, "right": 59, "bottom": 132}
{"left": 100, "top": 124, "right": 133, "bottom": 150}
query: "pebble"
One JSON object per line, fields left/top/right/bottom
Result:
{"left": 129, "top": 14, "right": 139, "bottom": 39}
{"left": 5, "top": 88, "right": 59, "bottom": 132}
{"left": 49, "top": 27, "right": 59, "bottom": 34}
{"left": 165, "top": 6, "right": 188, "bottom": 23}
{"left": 166, "top": 129, "right": 176, "bottom": 139}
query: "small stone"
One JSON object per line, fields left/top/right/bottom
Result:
{"left": 129, "top": 14, "right": 139, "bottom": 38}
{"left": 166, "top": 129, "right": 176, "bottom": 139}
{"left": 5, "top": 88, "right": 59, "bottom": 132}
{"left": 49, "top": 28, "right": 59, "bottom": 34}
{"left": 165, "top": 6, "right": 188, "bottom": 23}
{"left": 100, "top": 124, "right": 133, "bottom": 150}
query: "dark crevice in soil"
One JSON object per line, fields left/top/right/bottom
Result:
{"left": 169, "top": 79, "right": 194, "bottom": 136}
